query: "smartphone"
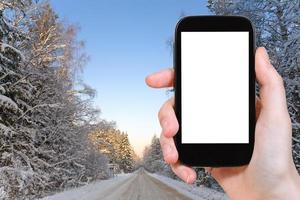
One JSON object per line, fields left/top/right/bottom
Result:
{"left": 174, "top": 16, "right": 255, "bottom": 166}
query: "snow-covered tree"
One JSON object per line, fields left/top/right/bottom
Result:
{"left": 0, "top": 1, "right": 41, "bottom": 199}
{"left": 143, "top": 136, "right": 163, "bottom": 172}
{"left": 142, "top": 136, "right": 175, "bottom": 177}
{"left": 118, "top": 133, "right": 135, "bottom": 173}
{"left": 0, "top": 1, "right": 111, "bottom": 199}
{"left": 90, "top": 126, "right": 136, "bottom": 173}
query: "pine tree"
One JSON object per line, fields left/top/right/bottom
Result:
{"left": 142, "top": 135, "right": 174, "bottom": 177}
{"left": 119, "top": 133, "right": 134, "bottom": 173}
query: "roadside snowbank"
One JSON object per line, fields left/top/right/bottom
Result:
{"left": 149, "top": 173, "right": 229, "bottom": 200}
{"left": 39, "top": 174, "right": 131, "bottom": 200}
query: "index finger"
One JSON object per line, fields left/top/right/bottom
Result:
{"left": 145, "top": 68, "right": 174, "bottom": 88}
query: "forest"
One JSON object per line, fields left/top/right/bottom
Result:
{"left": 0, "top": 1, "right": 136, "bottom": 199}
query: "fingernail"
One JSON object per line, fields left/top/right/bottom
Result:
{"left": 261, "top": 47, "right": 271, "bottom": 67}
{"left": 181, "top": 170, "right": 188, "bottom": 183}
{"left": 186, "top": 175, "right": 191, "bottom": 184}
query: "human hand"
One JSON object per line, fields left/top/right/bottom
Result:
{"left": 145, "top": 47, "right": 300, "bottom": 200}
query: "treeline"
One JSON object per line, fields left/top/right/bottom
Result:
{"left": 0, "top": 1, "right": 135, "bottom": 199}
{"left": 90, "top": 126, "right": 137, "bottom": 173}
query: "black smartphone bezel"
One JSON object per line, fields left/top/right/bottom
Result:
{"left": 174, "top": 16, "right": 256, "bottom": 167}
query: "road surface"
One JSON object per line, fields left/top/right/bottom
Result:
{"left": 94, "top": 169, "right": 192, "bottom": 200}
{"left": 41, "top": 169, "right": 228, "bottom": 200}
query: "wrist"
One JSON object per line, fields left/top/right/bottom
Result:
{"left": 288, "top": 169, "right": 300, "bottom": 199}
{"left": 227, "top": 168, "right": 300, "bottom": 200}
{"left": 263, "top": 168, "right": 300, "bottom": 200}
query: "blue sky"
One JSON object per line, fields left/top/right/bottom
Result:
{"left": 50, "top": 0, "right": 210, "bottom": 157}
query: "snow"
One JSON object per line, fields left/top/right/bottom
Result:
{"left": 0, "top": 42, "right": 25, "bottom": 61}
{"left": 0, "top": 85, "right": 5, "bottom": 94}
{"left": 148, "top": 173, "right": 229, "bottom": 200}
{"left": 0, "top": 94, "right": 18, "bottom": 111}
{"left": 39, "top": 174, "right": 131, "bottom": 200}
{"left": 0, "top": 186, "right": 6, "bottom": 200}
{"left": 0, "top": 53, "right": 13, "bottom": 64}
{"left": 0, "top": 123, "right": 12, "bottom": 136}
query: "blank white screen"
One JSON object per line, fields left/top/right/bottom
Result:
{"left": 181, "top": 32, "right": 249, "bottom": 143}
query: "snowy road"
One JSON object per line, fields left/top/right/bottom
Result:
{"left": 96, "top": 169, "right": 191, "bottom": 200}
{"left": 42, "top": 169, "right": 228, "bottom": 200}
{"left": 42, "top": 169, "right": 193, "bottom": 200}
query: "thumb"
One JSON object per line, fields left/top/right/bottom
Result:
{"left": 254, "top": 47, "right": 293, "bottom": 166}
{"left": 255, "top": 47, "right": 289, "bottom": 121}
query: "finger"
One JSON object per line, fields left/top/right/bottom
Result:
{"left": 171, "top": 162, "right": 197, "bottom": 184}
{"left": 160, "top": 133, "right": 178, "bottom": 164}
{"left": 255, "top": 96, "right": 262, "bottom": 120}
{"left": 158, "top": 97, "right": 179, "bottom": 138}
{"left": 255, "top": 47, "right": 289, "bottom": 120}
{"left": 255, "top": 47, "right": 292, "bottom": 150}
{"left": 145, "top": 68, "right": 174, "bottom": 88}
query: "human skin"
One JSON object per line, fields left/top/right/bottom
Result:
{"left": 145, "top": 47, "right": 300, "bottom": 200}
